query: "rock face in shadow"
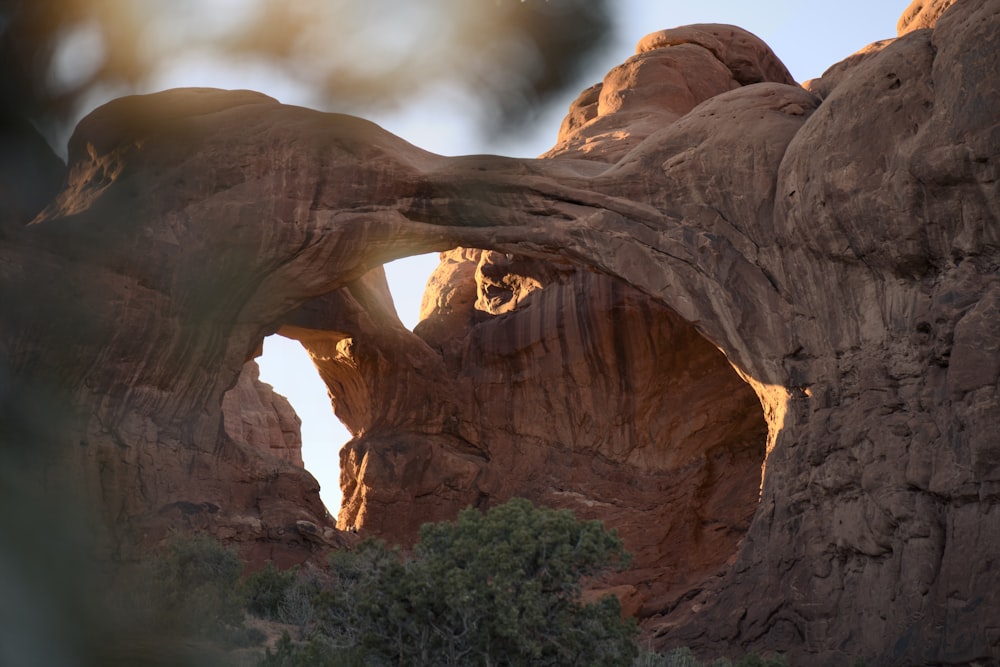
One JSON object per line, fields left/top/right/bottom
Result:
{"left": 281, "top": 247, "right": 766, "bottom": 616}
{"left": 1, "top": 0, "right": 998, "bottom": 664}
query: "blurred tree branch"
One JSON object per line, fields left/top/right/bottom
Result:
{"left": 0, "top": 0, "right": 612, "bottom": 147}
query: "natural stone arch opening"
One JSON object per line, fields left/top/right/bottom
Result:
{"left": 265, "top": 244, "right": 770, "bottom": 619}
{"left": 242, "top": 253, "right": 441, "bottom": 518}
{"left": 8, "top": 1, "right": 997, "bottom": 660}
{"left": 18, "top": 79, "right": 802, "bottom": 631}
{"left": 255, "top": 333, "right": 349, "bottom": 513}
{"left": 384, "top": 253, "right": 445, "bottom": 331}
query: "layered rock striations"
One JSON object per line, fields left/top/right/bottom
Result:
{"left": 281, "top": 246, "right": 767, "bottom": 615}
{"left": 543, "top": 23, "right": 795, "bottom": 162}
{"left": 221, "top": 359, "right": 304, "bottom": 467}
{"left": 1, "top": 0, "right": 998, "bottom": 664}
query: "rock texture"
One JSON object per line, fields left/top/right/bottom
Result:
{"left": 282, "top": 246, "right": 767, "bottom": 615}
{"left": 1, "top": 0, "right": 998, "bottom": 664}
{"left": 543, "top": 24, "right": 796, "bottom": 162}
{"left": 898, "top": 0, "right": 961, "bottom": 33}
{"left": 221, "top": 359, "right": 304, "bottom": 467}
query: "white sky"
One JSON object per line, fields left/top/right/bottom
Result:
{"left": 171, "top": 1, "right": 908, "bottom": 513}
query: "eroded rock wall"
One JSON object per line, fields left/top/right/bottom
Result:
{"left": 1, "top": 0, "right": 998, "bottom": 664}
{"left": 282, "top": 246, "right": 767, "bottom": 615}
{"left": 222, "top": 359, "right": 304, "bottom": 467}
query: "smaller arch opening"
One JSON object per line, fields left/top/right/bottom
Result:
{"left": 250, "top": 252, "right": 441, "bottom": 516}
{"left": 383, "top": 253, "right": 443, "bottom": 330}
{"left": 257, "top": 334, "right": 347, "bottom": 513}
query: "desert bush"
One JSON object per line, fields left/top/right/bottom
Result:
{"left": 244, "top": 562, "right": 298, "bottom": 620}
{"left": 149, "top": 534, "right": 246, "bottom": 638}
{"left": 631, "top": 648, "right": 788, "bottom": 667}
{"left": 261, "top": 498, "right": 637, "bottom": 666}
{"left": 277, "top": 571, "right": 323, "bottom": 640}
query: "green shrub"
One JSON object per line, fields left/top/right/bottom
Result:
{"left": 243, "top": 561, "right": 298, "bottom": 620}
{"left": 631, "top": 648, "right": 788, "bottom": 667}
{"left": 400, "top": 497, "right": 636, "bottom": 665}
{"left": 259, "top": 631, "right": 365, "bottom": 667}
{"left": 663, "top": 646, "right": 701, "bottom": 667}
{"left": 269, "top": 498, "right": 637, "bottom": 666}
{"left": 148, "top": 534, "right": 247, "bottom": 639}
{"left": 734, "top": 654, "right": 788, "bottom": 667}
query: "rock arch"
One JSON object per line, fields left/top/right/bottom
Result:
{"left": 275, "top": 248, "right": 768, "bottom": 619}
{"left": 2, "top": 1, "right": 998, "bottom": 663}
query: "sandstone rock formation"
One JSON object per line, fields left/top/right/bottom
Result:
{"left": 282, "top": 245, "right": 767, "bottom": 616}
{"left": 543, "top": 23, "right": 796, "bottom": 162}
{"left": 1, "top": 0, "right": 998, "bottom": 664}
{"left": 221, "top": 359, "right": 304, "bottom": 467}
{"left": 897, "top": 0, "right": 961, "bottom": 33}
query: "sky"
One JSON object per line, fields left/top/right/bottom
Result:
{"left": 99, "top": 0, "right": 907, "bottom": 514}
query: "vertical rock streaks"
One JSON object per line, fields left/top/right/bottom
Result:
{"left": 1, "top": 1, "right": 998, "bottom": 663}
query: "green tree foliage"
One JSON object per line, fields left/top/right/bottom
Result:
{"left": 261, "top": 498, "right": 637, "bottom": 666}
{"left": 244, "top": 562, "right": 299, "bottom": 621}
{"left": 1, "top": 0, "right": 611, "bottom": 143}
{"left": 635, "top": 646, "right": 789, "bottom": 667}
{"left": 147, "top": 534, "right": 247, "bottom": 639}
{"left": 259, "top": 631, "right": 359, "bottom": 667}
{"left": 402, "top": 497, "right": 635, "bottom": 665}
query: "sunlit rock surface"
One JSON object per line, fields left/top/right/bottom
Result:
{"left": 221, "top": 359, "right": 303, "bottom": 467}
{"left": 542, "top": 23, "right": 795, "bottom": 163}
{"left": 2, "top": 0, "right": 998, "bottom": 663}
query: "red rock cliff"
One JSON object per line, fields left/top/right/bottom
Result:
{"left": 1, "top": 0, "right": 998, "bottom": 664}
{"left": 281, "top": 246, "right": 767, "bottom": 618}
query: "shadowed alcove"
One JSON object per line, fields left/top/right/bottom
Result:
{"left": 249, "top": 246, "right": 769, "bottom": 620}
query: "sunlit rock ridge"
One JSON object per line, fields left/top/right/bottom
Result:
{"left": 1, "top": 0, "right": 997, "bottom": 664}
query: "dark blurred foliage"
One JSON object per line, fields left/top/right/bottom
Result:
{"left": 0, "top": 2, "right": 614, "bottom": 663}
{"left": 0, "top": 0, "right": 613, "bottom": 145}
